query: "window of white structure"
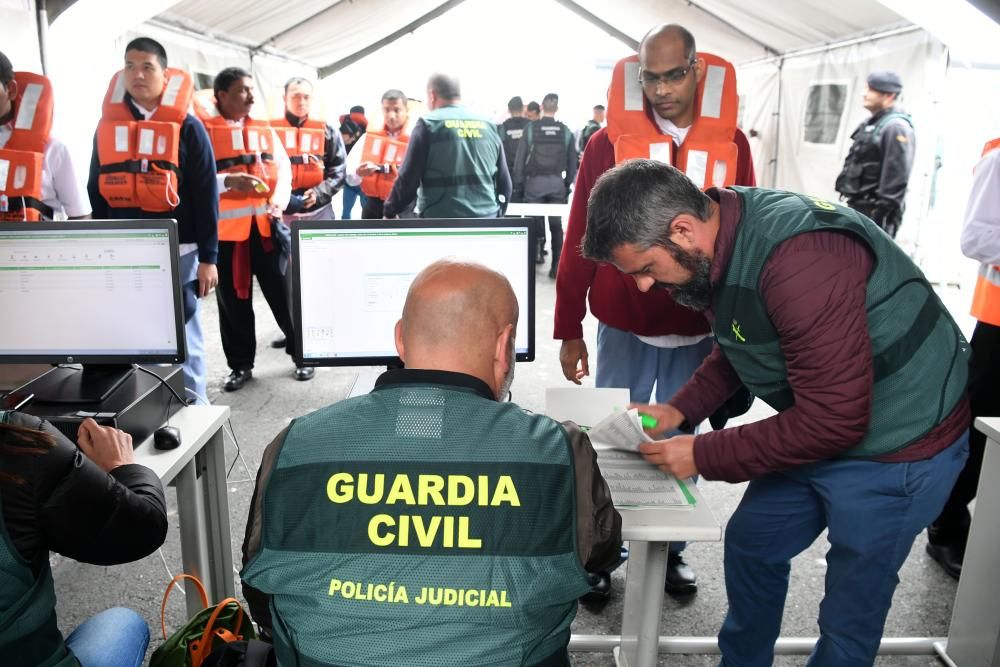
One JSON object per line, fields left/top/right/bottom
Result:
{"left": 803, "top": 84, "right": 847, "bottom": 144}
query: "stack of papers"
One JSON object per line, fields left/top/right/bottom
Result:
{"left": 544, "top": 387, "right": 695, "bottom": 510}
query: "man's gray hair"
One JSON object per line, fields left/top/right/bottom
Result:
{"left": 582, "top": 159, "right": 711, "bottom": 262}
{"left": 427, "top": 73, "right": 461, "bottom": 100}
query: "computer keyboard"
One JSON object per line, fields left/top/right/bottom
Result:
{"left": 42, "top": 412, "right": 119, "bottom": 444}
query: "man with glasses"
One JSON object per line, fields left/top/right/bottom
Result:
{"left": 554, "top": 23, "right": 756, "bottom": 601}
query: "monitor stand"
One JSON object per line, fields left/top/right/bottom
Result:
{"left": 29, "top": 365, "right": 136, "bottom": 404}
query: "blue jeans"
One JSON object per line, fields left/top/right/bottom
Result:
{"left": 342, "top": 184, "right": 368, "bottom": 220}
{"left": 65, "top": 607, "right": 150, "bottom": 667}
{"left": 718, "top": 432, "right": 969, "bottom": 667}
{"left": 595, "top": 323, "right": 713, "bottom": 555}
{"left": 180, "top": 251, "right": 208, "bottom": 404}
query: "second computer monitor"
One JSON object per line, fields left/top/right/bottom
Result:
{"left": 292, "top": 219, "right": 535, "bottom": 367}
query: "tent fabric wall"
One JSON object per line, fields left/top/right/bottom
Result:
{"left": 738, "top": 29, "right": 947, "bottom": 254}
{"left": 2, "top": 0, "right": 42, "bottom": 72}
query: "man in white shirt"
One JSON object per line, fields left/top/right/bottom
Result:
{"left": 0, "top": 51, "right": 89, "bottom": 219}
{"left": 926, "top": 139, "right": 1000, "bottom": 579}
{"left": 205, "top": 67, "right": 310, "bottom": 390}
{"left": 344, "top": 89, "right": 410, "bottom": 219}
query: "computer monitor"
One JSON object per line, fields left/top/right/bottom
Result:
{"left": 0, "top": 220, "right": 187, "bottom": 403}
{"left": 292, "top": 218, "right": 535, "bottom": 367}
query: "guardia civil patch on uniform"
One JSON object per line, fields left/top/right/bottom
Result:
{"left": 896, "top": 135, "right": 909, "bottom": 143}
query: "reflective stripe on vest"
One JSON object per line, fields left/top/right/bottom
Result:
{"left": 96, "top": 69, "right": 190, "bottom": 211}
{"left": 606, "top": 52, "right": 738, "bottom": 188}
{"left": 969, "top": 138, "right": 1000, "bottom": 325}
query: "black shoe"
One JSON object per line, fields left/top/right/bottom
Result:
{"left": 665, "top": 553, "right": 697, "bottom": 596}
{"left": 270, "top": 336, "right": 287, "bottom": 348}
{"left": 548, "top": 264, "right": 558, "bottom": 279}
{"left": 926, "top": 542, "right": 964, "bottom": 580}
{"left": 579, "top": 571, "right": 611, "bottom": 604}
{"left": 224, "top": 369, "right": 252, "bottom": 392}
{"left": 294, "top": 366, "right": 315, "bottom": 381}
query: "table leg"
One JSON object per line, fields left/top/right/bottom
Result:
{"left": 197, "top": 425, "right": 236, "bottom": 604}
{"left": 619, "top": 541, "right": 669, "bottom": 667}
{"left": 175, "top": 461, "right": 209, "bottom": 617}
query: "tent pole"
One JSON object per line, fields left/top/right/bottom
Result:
{"left": 36, "top": 0, "right": 50, "bottom": 75}
{"left": 318, "top": 0, "right": 471, "bottom": 79}
{"left": 769, "top": 56, "right": 784, "bottom": 187}
{"left": 550, "top": 0, "right": 639, "bottom": 51}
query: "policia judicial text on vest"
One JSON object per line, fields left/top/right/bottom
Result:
{"left": 242, "top": 382, "right": 592, "bottom": 666}
{"left": 714, "top": 187, "right": 968, "bottom": 458}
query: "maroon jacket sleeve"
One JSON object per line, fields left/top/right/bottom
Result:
{"left": 553, "top": 128, "right": 615, "bottom": 340}
{"left": 669, "top": 343, "right": 743, "bottom": 424}
{"left": 692, "top": 230, "right": 875, "bottom": 483}
{"left": 733, "top": 128, "right": 756, "bottom": 187}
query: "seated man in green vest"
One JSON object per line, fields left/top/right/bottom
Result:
{"left": 383, "top": 73, "right": 512, "bottom": 219}
{"left": 582, "top": 160, "right": 970, "bottom": 667}
{"left": 241, "top": 260, "right": 621, "bottom": 666}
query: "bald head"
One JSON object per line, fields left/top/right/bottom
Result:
{"left": 395, "top": 261, "right": 518, "bottom": 397}
{"left": 639, "top": 24, "right": 696, "bottom": 62}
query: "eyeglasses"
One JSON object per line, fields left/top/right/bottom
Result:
{"left": 638, "top": 60, "right": 697, "bottom": 88}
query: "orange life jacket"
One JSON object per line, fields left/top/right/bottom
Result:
{"left": 606, "top": 52, "right": 738, "bottom": 189}
{"left": 271, "top": 116, "right": 326, "bottom": 190}
{"left": 193, "top": 91, "right": 278, "bottom": 242}
{"left": 969, "top": 137, "right": 1000, "bottom": 326}
{"left": 358, "top": 129, "right": 409, "bottom": 200}
{"left": 95, "top": 68, "right": 191, "bottom": 212}
{"left": 0, "top": 72, "right": 54, "bottom": 221}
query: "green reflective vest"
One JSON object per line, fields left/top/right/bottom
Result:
{"left": 0, "top": 422, "right": 77, "bottom": 667}
{"left": 241, "top": 382, "right": 590, "bottom": 666}
{"left": 714, "top": 188, "right": 969, "bottom": 457}
{"left": 418, "top": 105, "right": 503, "bottom": 218}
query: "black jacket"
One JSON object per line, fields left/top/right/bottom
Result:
{"left": 0, "top": 412, "right": 167, "bottom": 566}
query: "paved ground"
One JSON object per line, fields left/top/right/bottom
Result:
{"left": 51, "top": 260, "right": 962, "bottom": 666}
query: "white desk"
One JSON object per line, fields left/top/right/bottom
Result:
{"left": 944, "top": 417, "right": 1000, "bottom": 665}
{"left": 506, "top": 202, "right": 571, "bottom": 219}
{"left": 568, "top": 482, "right": 721, "bottom": 667}
{"left": 133, "top": 405, "right": 233, "bottom": 617}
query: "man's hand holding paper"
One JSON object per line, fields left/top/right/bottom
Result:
{"left": 639, "top": 435, "right": 698, "bottom": 479}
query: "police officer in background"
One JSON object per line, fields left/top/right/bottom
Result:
{"left": 578, "top": 103, "right": 605, "bottom": 156}
{"left": 498, "top": 96, "right": 528, "bottom": 195}
{"left": 525, "top": 100, "right": 540, "bottom": 121}
{"left": 835, "top": 71, "right": 915, "bottom": 239}
{"left": 383, "top": 73, "right": 510, "bottom": 219}
{"left": 513, "top": 92, "right": 577, "bottom": 278}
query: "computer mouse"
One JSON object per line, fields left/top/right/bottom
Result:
{"left": 153, "top": 426, "right": 181, "bottom": 450}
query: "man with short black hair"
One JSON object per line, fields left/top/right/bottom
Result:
{"left": 87, "top": 37, "right": 218, "bottom": 404}
{"left": 584, "top": 158, "right": 970, "bottom": 666}
{"left": 1, "top": 50, "right": 90, "bottom": 221}
{"left": 499, "top": 96, "right": 528, "bottom": 185}
{"left": 525, "top": 100, "right": 541, "bottom": 121}
{"left": 513, "top": 92, "right": 577, "bottom": 278}
{"left": 345, "top": 89, "right": 412, "bottom": 219}
{"left": 275, "top": 77, "right": 346, "bottom": 222}
{"left": 195, "top": 66, "right": 312, "bottom": 390}
{"left": 384, "top": 74, "right": 510, "bottom": 219}
{"left": 835, "top": 70, "right": 915, "bottom": 238}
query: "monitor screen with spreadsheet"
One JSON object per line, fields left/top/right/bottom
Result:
{"left": 291, "top": 219, "right": 535, "bottom": 367}
{"left": 0, "top": 220, "right": 186, "bottom": 364}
